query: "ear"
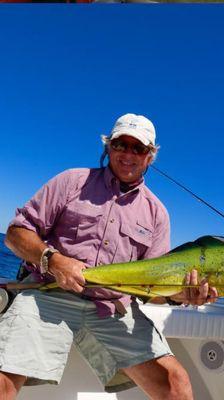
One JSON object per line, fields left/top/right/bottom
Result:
{"left": 146, "top": 154, "right": 153, "bottom": 166}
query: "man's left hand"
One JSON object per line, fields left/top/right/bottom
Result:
{"left": 170, "top": 269, "right": 218, "bottom": 306}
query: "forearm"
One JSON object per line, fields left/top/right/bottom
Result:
{"left": 5, "top": 226, "right": 86, "bottom": 292}
{"left": 5, "top": 226, "right": 47, "bottom": 265}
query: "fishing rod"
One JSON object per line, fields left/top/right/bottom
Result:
{"left": 0, "top": 281, "right": 47, "bottom": 314}
{"left": 0, "top": 281, "right": 51, "bottom": 291}
{"left": 0, "top": 281, "right": 220, "bottom": 290}
{"left": 1, "top": 280, "right": 224, "bottom": 292}
{"left": 1, "top": 280, "right": 223, "bottom": 293}
{"left": 151, "top": 165, "right": 224, "bottom": 219}
{"left": 85, "top": 283, "right": 224, "bottom": 288}
{"left": 0, "top": 281, "right": 220, "bottom": 308}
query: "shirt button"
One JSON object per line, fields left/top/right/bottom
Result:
{"left": 104, "top": 240, "right": 109, "bottom": 246}
{"left": 110, "top": 218, "right": 115, "bottom": 223}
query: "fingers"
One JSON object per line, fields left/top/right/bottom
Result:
{"left": 190, "top": 270, "right": 203, "bottom": 305}
{"left": 183, "top": 269, "right": 217, "bottom": 306}
{"left": 52, "top": 258, "right": 86, "bottom": 293}
{"left": 183, "top": 271, "right": 201, "bottom": 305}
{"left": 183, "top": 272, "right": 190, "bottom": 305}
{"left": 55, "top": 271, "right": 85, "bottom": 293}
{"left": 190, "top": 270, "right": 208, "bottom": 306}
{"left": 208, "top": 286, "right": 218, "bottom": 304}
{"left": 198, "top": 280, "right": 209, "bottom": 306}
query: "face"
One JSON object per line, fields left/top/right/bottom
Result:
{"left": 108, "top": 135, "right": 153, "bottom": 183}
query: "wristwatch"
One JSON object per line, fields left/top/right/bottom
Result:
{"left": 39, "top": 247, "right": 59, "bottom": 274}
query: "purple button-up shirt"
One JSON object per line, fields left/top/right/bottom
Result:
{"left": 10, "top": 167, "right": 170, "bottom": 317}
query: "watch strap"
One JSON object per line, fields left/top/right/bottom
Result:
{"left": 39, "top": 247, "right": 59, "bottom": 274}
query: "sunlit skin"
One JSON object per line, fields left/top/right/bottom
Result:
{"left": 108, "top": 135, "right": 153, "bottom": 184}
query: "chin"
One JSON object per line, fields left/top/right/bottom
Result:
{"left": 119, "top": 175, "right": 136, "bottom": 183}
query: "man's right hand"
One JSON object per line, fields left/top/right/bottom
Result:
{"left": 48, "top": 253, "right": 86, "bottom": 293}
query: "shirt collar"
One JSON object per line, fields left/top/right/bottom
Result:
{"left": 103, "top": 166, "right": 145, "bottom": 193}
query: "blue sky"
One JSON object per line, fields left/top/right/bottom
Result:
{"left": 0, "top": 4, "right": 224, "bottom": 247}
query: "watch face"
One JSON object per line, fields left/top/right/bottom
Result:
{"left": 45, "top": 250, "right": 54, "bottom": 259}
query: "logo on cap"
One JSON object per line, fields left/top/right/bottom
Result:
{"left": 129, "top": 123, "right": 137, "bottom": 129}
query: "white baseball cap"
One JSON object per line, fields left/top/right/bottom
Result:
{"left": 102, "top": 113, "right": 156, "bottom": 146}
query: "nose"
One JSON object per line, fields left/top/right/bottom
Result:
{"left": 123, "top": 146, "right": 134, "bottom": 155}
{"left": 121, "top": 148, "right": 136, "bottom": 159}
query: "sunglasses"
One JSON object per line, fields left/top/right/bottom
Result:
{"left": 110, "top": 139, "right": 151, "bottom": 155}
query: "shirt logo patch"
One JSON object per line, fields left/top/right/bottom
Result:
{"left": 136, "top": 227, "right": 150, "bottom": 236}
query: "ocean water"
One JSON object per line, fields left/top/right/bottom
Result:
{"left": 0, "top": 233, "right": 21, "bottom": 280}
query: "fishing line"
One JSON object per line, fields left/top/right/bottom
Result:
{"left": 151, "top": 165, "right": 224, "bottom": 219}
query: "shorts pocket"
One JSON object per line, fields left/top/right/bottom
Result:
{"left": 0, "top": 312, "right": 73, "bottom": 375}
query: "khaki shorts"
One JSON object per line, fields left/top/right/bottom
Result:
{"left": 0, "top": 290, "right": 172, "bottom": 393}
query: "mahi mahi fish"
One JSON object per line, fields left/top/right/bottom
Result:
{"left": 82, "top": 236, "right": 224, "bottom": 299}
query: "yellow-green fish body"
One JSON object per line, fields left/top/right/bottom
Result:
{"left": 83, "top": 236, "right": 224, "bottom": 299}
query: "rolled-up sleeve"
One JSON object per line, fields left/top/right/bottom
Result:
{"left": 9, "top": 170, "right": 72, "bottom": 239}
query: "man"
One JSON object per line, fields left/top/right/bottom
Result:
{"left": 1, "top": 113, "right": 217, "bottom": 400}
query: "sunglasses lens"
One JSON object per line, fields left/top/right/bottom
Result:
{"left": 111, "top": 140, "right": 150, "bottom": 155}
{"left": 133, "top": 144, "right": 149, "bottom": 155}
{"left": 111, "top": 140, "right": 126, "bottom": 151}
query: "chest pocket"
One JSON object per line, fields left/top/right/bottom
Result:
{"left": 75, "top": 203, "right": 102, "bottom": 223}
{"left": 120, "top": 220, "right": 153, "bottom": 260}
{"left": 61, "top": 202, "right": 103, "bottom": 240}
